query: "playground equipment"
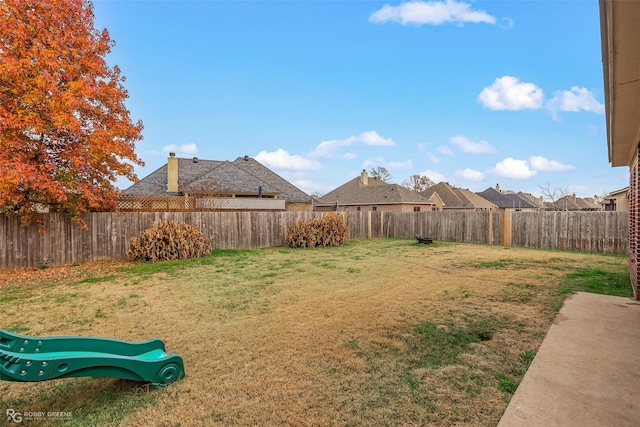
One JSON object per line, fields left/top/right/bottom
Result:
{"left": 0, "top": 329, "right": 184, "bottom": 387}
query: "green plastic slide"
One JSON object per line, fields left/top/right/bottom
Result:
{"left": 0, "top": 329, "right": 184, "bottom": 387}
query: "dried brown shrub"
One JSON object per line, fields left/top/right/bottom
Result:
{"left": 286, "top": 214, "right": 349, "bottom": 248}
{"left": 126, "top": 220, "right": 212, "bottom": 261}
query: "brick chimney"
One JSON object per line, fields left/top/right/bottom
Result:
{"left": 167, "top": 152, "right": 178, "bottom": 192}
{"left": 361, "top": 169, "right": 368, "bottom": 185}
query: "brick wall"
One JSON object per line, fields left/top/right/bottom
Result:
{"left": 630, "top": 148, "right": 640, "bottom": 299}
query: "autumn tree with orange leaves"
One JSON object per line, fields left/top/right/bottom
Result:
{"left": 0, "top": 0, "right": 143, "bottom": 228}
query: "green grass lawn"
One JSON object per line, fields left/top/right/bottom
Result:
{"left": 0, "top": 239, "right": 632, "bottom": 426}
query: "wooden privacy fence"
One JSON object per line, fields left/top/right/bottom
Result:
{"left": 0, "top": 210, "right": 628, "bottom": 269}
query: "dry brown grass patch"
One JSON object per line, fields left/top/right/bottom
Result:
{"left": 0, "top": 239, "right": 629, "bottom": 426}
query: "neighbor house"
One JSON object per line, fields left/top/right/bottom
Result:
{"left": 602, "top": 187, "right": 629, "bottom": 211}
{"left": 516, "top": 192, "right": 545, "bottom": 210}
{"left": 476, "top": 184, "right": 538, "bottom": 211}
{"left": 551, "top": 194, "right": 602, "bottom": 211}
{"left": 600, "top": 0, "right": 640, "bottom": 297}
{"left": 120, "top": 154, "right": 312, "bottom": 211}
{"left": 421, "top": 182, "right": 496, "bottom": 212}
{"left": 314, "top": 170, "right": 436, "bottom": 212}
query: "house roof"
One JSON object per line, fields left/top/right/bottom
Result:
{"left": 316, "top": 174, "right": 435, "bottom": 206}
{"left": 124, "top": 156, "right": 311, "bottom": 202}
{"left": 230, "top": 156, "right": 311, "bottom": 202}
{"left": 555, "top": 195, "right": 581, "bottom": 211}
{"left": 186, "top": 161, "right": 279, "bottom": 196}
{"left": 517, "top": 192, "right": 544, "bottom": 208}
{"left": 476, "top": 187, "right": 537, "bottom": 209}
{"left": 603, "top": 187, "right": 629, "bottom": 199}
{"left": 600, "top": 0, "right": 640, "bottom": 166}
{"left": 576, "top": 197, "right": 601, "bottom": 210}
{"left": 421, "top": 182, "right": 495, "bottom": 210}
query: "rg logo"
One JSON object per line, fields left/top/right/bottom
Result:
{"left": 6, "top": 409, "right": 22, "bottom": 423}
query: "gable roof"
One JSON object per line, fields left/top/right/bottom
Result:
{"left": 123, "top": 158, "right": 221, "bottom": 196}
{"left": 421, "top": 182, "right": 495, "bottom": 210}
{"left": 185, "top": 160, "right": 280, "bottom": 196}
{"left": 575, "top": 197, "right": 601, "bottom": 211}
{"left": 230, "top": 156, "right": 311, "bottom": 202}
{"left": 554, "top": 195, "right": 581, "bottom": 211}
{"left": 316, "top": 174, "right": 435, "bottom": 206}
{"left": 476, "top": 187, "right": 536, "bottom": 209}
{"left": 604, "top": 187, "right": 629, "bottom": 199}
{"left": 517, "top": 192, "right": 544, "bottom": 208}
{"left": 124, "top": 155, "right": 311, "bottom": 202}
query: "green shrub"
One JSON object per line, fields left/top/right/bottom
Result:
{"left": 286, "top": 214, "right": 349, "bottom": 248}
{"left": 127, "top": 220, "right": 212, "bottom": 261}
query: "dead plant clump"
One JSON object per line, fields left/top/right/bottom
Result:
{"left": 126, "top": 220, "right": 212, "bottom": 262}
{"left": 286, "top": 214, "right": 349, "bottom": 247}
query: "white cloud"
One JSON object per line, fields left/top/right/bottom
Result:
{"left": 162, "top": 143, "right": 198, "bottom": 155}
{"left": 455, "top": 168, "right": 484, "bottom": 181}
{"left": 387, "top": 159, "right": 413, "bottom": 169}
{"left": 499, "top": 17, "right": 514, "bottom": 30}
{"left": 370, "top": 0, "right": 497, "bottom": 26}
{"left": 362, "top": 157, "right": 413, "bottom": 170}
{"left": 312, "top": 138, "right": 353, "bottom": 159}
{"left": 492, "top": 158, "right": 536, "bottom": 179}
{"left": 450, "top": 135, "right": 497, "bottom": 154}
{"left": 586, "top": 124, "right": 598, "bottom": 136}
{"left": 478, "top": 76, "right": 544, "bottom": 111}
{"left": 547, "top": 87, "right": 604, "bottom": 119}
{"left": 294, "top": 179, "right": 334, "bottom": 196}
{"left": 419, "top": 169, "right": 446, "bottom": 183}
{"left": 491, "top": 156, "right": 574, "bottom": 179}
{"left": 426, "top": 152, "right": 440, "bottom": 163}
{"left": 359, "top": 130, "right": 395, "bottom": 146}
{"left": 255, "top": 149, "right": 322, "bottom": 171}
{"left": 436, "top": 145, "right": 454, "bottom": 155}
{"left": 528, "top": 155, "right": 574, "bottom": 172}
{"left": 311, "top": 130, "right": 394, "bottom": 159}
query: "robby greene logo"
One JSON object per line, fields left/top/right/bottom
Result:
{"left": 6, "top": 409, "right": 73, "bottom": 423}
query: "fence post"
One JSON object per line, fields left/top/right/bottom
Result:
{"left": 489, "top": 211, "right": 494, "bottom": 245}
{"left": 500, "top": 210, "right": 513, "bottom": 246}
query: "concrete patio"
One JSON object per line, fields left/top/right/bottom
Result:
{"left": 498, "top": 292, "right": 640, "bottom": 427}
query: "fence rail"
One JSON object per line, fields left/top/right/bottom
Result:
{"left": 0, "top": 211, "right": 628, "bottom": 269}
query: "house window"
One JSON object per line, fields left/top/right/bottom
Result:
{"left": 357, "top": 207, "right": 361, "bottom": 211}
{"left": 372, "top": 206, "right": 377, "bottom": 211}
{"left": 414, "top": 207, "right": 420, "bottom": 212}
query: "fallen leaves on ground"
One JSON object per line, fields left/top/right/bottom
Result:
{"left": 0, "top": 261, "right": 132, "bottom": 288}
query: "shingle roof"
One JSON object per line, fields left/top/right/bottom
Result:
{"left": 422, "top": 182, "right": 495, "bottom": 210}
{"left": 316, "top": 175, "right": 434, "bottom": 206}
{"left": 554, "top": 195, "right": 581, "bottom": 210}
{"left": 230, "top": 156, "right": 311, "bottom": 202}
{"left": 186, "top": 161, "right": 280, "bottom": 195}
{"left": 123, "top": 156, "right": 311, "bottom": 202}
{"left": 604, "top": 187, "right": 629, "bottom": 199}
{"left": 575, "top": 197, "right": 601, "bottom": 210}
{"left": 476, "top": 187, "right": 536, "bottom": 209}
{"left": 517, "top": 192, "right": 544, "bottom": 208}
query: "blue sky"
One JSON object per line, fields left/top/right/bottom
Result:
{"left": 93, "top": 0, "right": 625, "bottom": 199}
